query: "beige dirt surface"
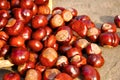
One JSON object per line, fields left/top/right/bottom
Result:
{"left": 53, "top": 0, "right": 120, "bottom": 80}
{"left": 0, "top": 0, "right": 120, "bottom": 80}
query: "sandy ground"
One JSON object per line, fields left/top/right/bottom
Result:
{"left": 53, "top": 0, "right": 120, "bottom": 80}
{"left": 0, "top": 0, "right": 120, "bottom": 80}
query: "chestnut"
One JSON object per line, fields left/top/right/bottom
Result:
{"left": 29, "top": 52, "right": 38, "bottom": 63}
{"left": 67, "top": 8, "right": 78, "bottom": 17}
{"left": 81, "top": 65, "right": 100, "bottom": 80}
{"left": 27, "top": 39, "right": 43, "bottom": 52}
{"left": 71, "top": 20, "right": 88, "bottom": 38}
{"left": 0, "top": 10, "right": 10, "bottom": 18}
{"left": 55, "top": 26, "right": 72, "bottom": 44}
{"left": 0, "top": 39, "right": 6, "bottom": 49}
{"left": 10, "top": 47, "right": 30, "bottom": 65}
{"left": 114, "top": 15, "right": 120, "bottom": 28}
{"left": 32, "top": 28, "right": 46, "bottom": 41}
{"left": 3, "top": 72, "right": 20, "bottom": 80}
{"left": 67, "top": 47, "right": 82, "bottom": 58}
{"left": 39, "top": 47, "right": 58, "bottom": 67}
{"left": 31, "top": 3, "right": 38, "bottom": 16}
{"left": 81, "top": 20, "right": 95, "bottom": 29}
{"left": 61, "top": 9, "right": 73, "bottom": 22}
{"left": 54, "top": 73, "right": 73, "bottom": 80}
{"left": 74, "top": 38, "right": 89, "bottom": 49}
{"left": 0, "top": 18, "right": 8, "bottom": 29}
{"left": 87, "top": 54, "right": 104, "bottom": 68}
{"left": 38, "top": 5, "right": 50, "bottom": 15}
{"left": 86, "top": 27, "right": 101, "bottom": 42}
{"left": 59, "top": 45, "right": 72, "bottom": 54}
{"left": 99, "top": 32, "right": 119, "bottom": 47}
{"left": 44, "top": 26, "right": 52, "bottom": 36}
{"left": 9, "top": 36, "right": 25, "bottom": 47}
{"left": 75, "top": 15, "right": 91, "bottom": 21}
{"left": 56, "top": 56, "right": 69, "bottom": 69}
{"left": 34, "top": 0, "right": 49, "bottom": 5}
{"left": 52, "top": 7, "right": 65, "bottom": 15}
{"left": 25, "top": 69, "right": 42, "bottom": 80}
{"left": 70, "top": 55, "right": 87, "bottom": 68}
{"left": 20, "top": 25, "right": 32, "bottom": 40}
{"left": 32, "top": 15, "right": 48, "bottom": 29}
{"left": 63, "top": 65, "right": 80, "bottom": 78}
{"left": 0, "top": 0, "right": 10, "bottom": 10}
{"left": 50, "top": 14, "right": 64, "bottom": 28}
{"left": 0, "top": 44, "right": 9, "bottom": 57}
{"left": 101, "top": 23, "right": 117, "bottom": 33}
{"left": 5, "top": 18, "right": 24, "bottom": 36}
{"left": 20, "top": 0, "right": 34, "bottom": 9}
{"left": 0, "top": 31, "right": 9, "bottom": 41}
{"left": 85, "top": 43, "right": 102, "bottom": 55}
{"left": 43, "top": 68, "right": 61, "bottom": 80}
{"left": 68, "top": 35, "right": 77, "bottom": 45}
{"left": 35, "top": 62, "right": 46, "bottom": 73}
{"left": 11, "top": 0, "right": 20, "bottom": 8}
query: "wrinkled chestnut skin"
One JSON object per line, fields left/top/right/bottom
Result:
{"left": 12, "top": 8, "right": 33, "bottom": 24}
{"left": 25, "top": 69, "right": 42, "bottom": 80}
{"left": 9, "top": 36, "right": 25, "bottom": 47}
{"left": 0, "top": 0, "right": 10, "bottom": 10}
{"left": 63, "top": 65, "right": 80, "bottom": 78}
{"left": 32, "top": 28, "right": 46, "bottom": 41}
{"left": 34, "top": 0, "right": 49, "bottom": 5}
{"left": 81, "top": 65, "right": 100, "bottom": 80}
{"left": 56, "top": 56, "right": 69, "bottom": 69}
{"left": 32, "top": 15, "right": 48, "bottom": 29}
{"left": 55, "top": 26, "right": 72, "bottom": 44}
{"left": 20, "top": 0, "right": 34, "bottom": 9}
{"left": 85, "top": 43, "right": 102, "bottom": 55}
{"left": 71, "top": 20, "right": 88, "bottom": 38}
{"left": 99, "top": 32, "right": 119, "bottom": 47}
{"left": 114, "top": 15, "right": 120, "bottom": 28}
{"left": 10, "top": 47, "right": 30, "bottom": 65}
{"left": 28, "top": 39, "right": 43, "bottom": 52}
{"left": 5, "top": 19, "right": 24, "bottom": 36}
{"left": 67, "top": 47, "right": 82, "bottom": 58}
{"left": 3, "top": 72, "right": 20, "bottom": 80}
{"left": 20, "top": 25, "right": 32, "bottom": 40}
{"left": 70, "top": 55, "right": 87, "bottom": 68}
{"left": 87, "top": 54, "right": 104, "bottom": 68}
{"left": 54, "top": 73, "right": 73, "bottom": 80}
{"left": 43, "top": 68, "right": 61, "bottom": 80}
{"left": 101, "top": 23, "right": 117, "bottom": 33}
{"left": 39, "top": 48, "right": 58, "bottom": 67}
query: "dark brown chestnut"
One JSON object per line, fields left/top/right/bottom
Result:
{"left": 20, "top": 0, "right": 34, "bottom": 9}
{"left": 0, "top": 0, "right": 10, "bottom": 10}
{"left": 114, "top": 15, "right": 120, "bottom": 28}
{"left": 0, "top": 31, "right": 9, "bottom": 41}
{"left": 34, "top": 0, "right": 49, "bottom": 5}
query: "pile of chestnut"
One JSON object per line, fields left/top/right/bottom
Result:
{"left": 0, "top": 0, "right": 120, "bottom": 80}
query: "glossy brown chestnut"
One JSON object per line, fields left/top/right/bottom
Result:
{"left": 32, "top": 3, "right": 38, "bottom": 16}
{"left": 35, "top": 62, "right": 46, "bottom": 73}
{"left": 0, "top": 0, "right": 10, "bottom": 10}
{"left": 39, "top": 47, "right": 58, "bottom": 67}
{"left": 61, "top": 9, "right": 73, "bottom": 22}
{"left": 13, "top": 8, "right": 33, "bottom": 24}
{"left": 38, "top": 5, "right": 50, "bottom": 15}
{"left": 0, "top": 44, "right": 9, "bottom": 57}
{"left": 34, "top": 0, "right": 49, "bottom": 5}
{"left": 67, "top": 47, "right": 82, "bottom": 58}
{"left": 63, "top": 65, "right": 80, "bottom": 78}
{"left": 87, "top": 54, "right": 104, "bottom": 68}
{"left": 28, "top": 39, "right": 43, "bottom": 52}
{"left": 9, "top": 36, "right": 25, "bottom": 47}
{"left": 43, "top": 68, "right": 61, "bottom": 80}
{"left": 55, "top": 26, "right": 72, "bottom": 44}
{"left": 99, "top": 32, "right": 119, "bottom": 47}
{"left": 85, "top": 43, "right": 102, "bottom": 55}
{"left": 81, "top": 65, "right": 100, "bottom": 80}
{"left": 54, "top": 73, "right": 73, "bottom": 80}
{"left": 5, "top": 18, "right": 24, "bottom": 36}
{"left": 20, "top": 25, "right": 32, "bottom": 40}
{"left": 68, "top": 35, "right": 77, "bottom": 45}
{"left": 67, "top": 8, "right": 78, "bottom": 17}
{"left": 0, "top": 39, "right": 6, "bottom": 49}
{"left": 52, "top": 7, "right": 65, "bottom": 15}
{"left": 10, "top": 47, "right": 30, "bottom": 65}
{"left": 101, "top": 23, "right": 117, "bottom": 33}
{"left": 29, "top": 52, "right": 38, "bottom": 63}
{"left": 70, "top": 55, "right": 87, "bottom": 68}
{"left": 0, "top": 10, "right": 10, "bottom": 18}
{"left": 20, "top": 0, "right": 34, "bottom": 9}
{"left": 114, "top": 15, "right": 120, "bottom": 28}
{"left": 81, "top": 20, "right": 95, "bottom": 29}
{"left": 50, "top": 14, "right": 64, "bottom": 28}
{"left": 0, "top": 18, "right": 8, "bottom": 29}
{"left": 25, "top": 69, "right": 42, "bottom": 80}
{"left": 11, "top": 0, "right": 20, "bottom": 8}
{"left": 32, "top": 28, "right": 46, "bottom": 41}
{"left": 44, "top": 26, "right": 52, "bottom": 36}
{"left": 0, "top": 31, "right": 9, "bottom": 41}
{"left": 71, "top": 20, "right": 88, "bottom": 38}
{"left": 74, "top": 38, "right": 89, "bottom": 49}
{"left": 32, "top": 15, "right": 48, "bottom": 29}
{"left": 59, "top": 45, "right": 72, "bottom": 54}
{"left": 86, "top": 27, "right": 101, "bottom": 42}
{"left": 75, "top": 15, "right": 91, "bottom": 21}
{"left": 56, "top": 56, "right": 69, "bottom": 69}
{"left": 3, "top": 72, "right": 20, "bottom": 80}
